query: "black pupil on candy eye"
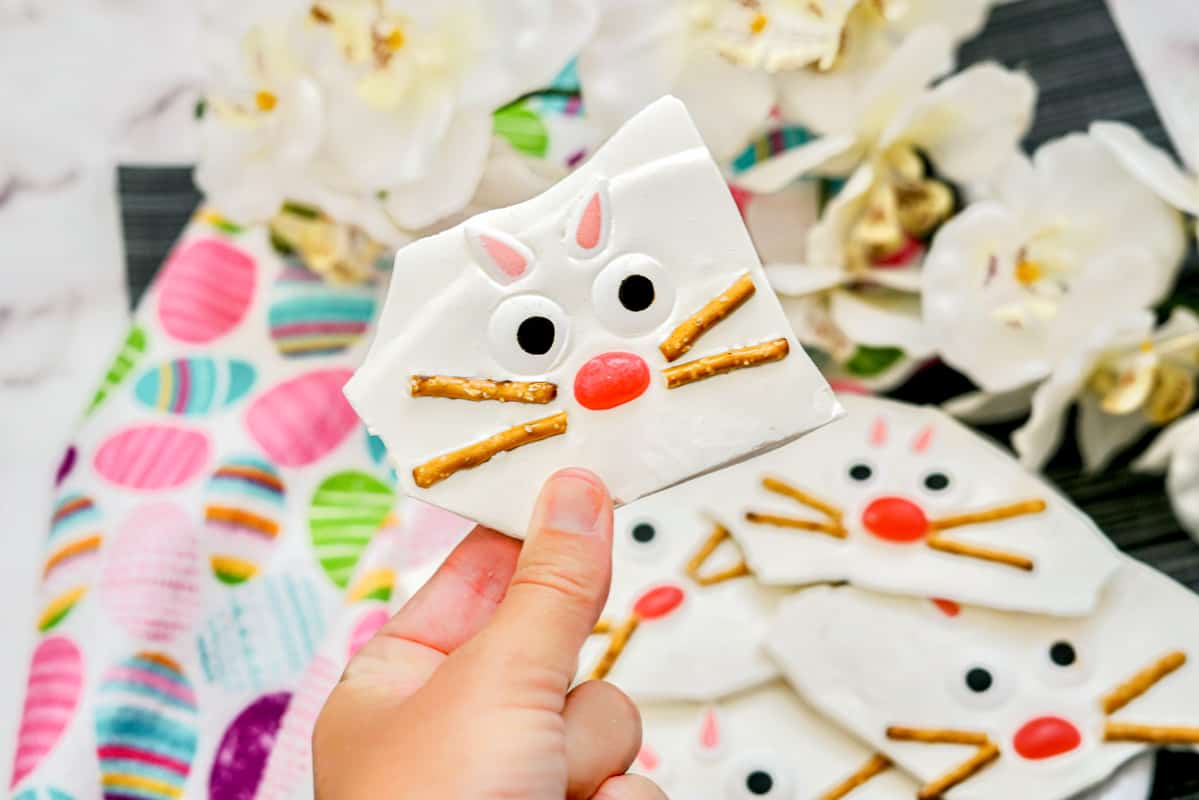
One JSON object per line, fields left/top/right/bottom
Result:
{"left": 1050, "top": 641, "right": 1077, "bottom": 666}
{"left": 618, "top": 274, "right": 655, "bottom": 312}
{"left": 924, "top": 472, "right": 950, "bottom": 491}
{"left": 965, "top": 668, "right": 993, "bottom": 693}
{"left": 745, "top": 771, "right": 774, "bottom": 795}
{"left": 848, "top": 464, "right": 872, "bottom": 481}
{"left": 631, "top": 523, "right": 656, "bottom": 544}
{"left": 516, "top": 316, "right": 555, "bottom": 355}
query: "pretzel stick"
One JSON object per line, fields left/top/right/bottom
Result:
{"left": 664, "top": 338, "right": 790, "bottom": 389}
{"left": 589, "top": 616, "right": 639, "bottom": 681}
{"left": 887, "top": 727, "right": 998, "bottom": 800}
{"left": 925, "top": 536, "right": 1034, "bottom": 572}
{"left": 818, "top": 754, "right": 893, "bottom": 800}
{"left": 1102, "top": 651, "right": 1187, "bottom": 714}
{"left": 410, "top": 375, "right": 557, "bottom": 404}
{"left": 659, "top": 273, "right": 757, "bottom": 361}
{"left": 592, "top": 620, "right": 612, "bottom": 635}
{"left": 762, "top": 476, "right": 843, "bottom": 521}
{"left": 685, "top": 524, "right": 751, "bottom": 586}
{"left": 745, "top": 511, "right": 847, "bottom": 538}
{"left": 929, "top": 499, "right": 1047, "bottom": 531}
{"left": 1104, "top": 721, "right": 1199, "bottom": 744}
{"left": 412, "top": 412, "right": 568, "bottom": 488}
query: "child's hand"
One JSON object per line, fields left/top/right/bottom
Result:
{"left": 313, "top": 468, "right": 665, "bottom": 800}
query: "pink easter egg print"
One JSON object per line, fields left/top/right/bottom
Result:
{"left": 93, "top": 424, "right": 211, "bottom": 490}
{"left": 255, "top": 656, "right": 340, "bottom": 799}
{"left": 245, "top": 369, "right": 357, "bottom": 467}
{"left": 101, "top": 502, "right": 201, "bottom": 643}
{"left": 157, "top": 238, "right": 256, "bottom": 344}
{"left": 400, "top": 501, "right": 473, "bottom": 570}
{"left": 347, "top": 607, "right": 389, "bottom": 660}
{"left": 11, "top": 636, "right": 83, "bottom": 789}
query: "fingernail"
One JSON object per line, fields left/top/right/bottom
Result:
{"left": 545, "top": 471, "right": 603, "bottom": 535}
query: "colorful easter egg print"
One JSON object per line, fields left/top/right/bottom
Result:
{"left": 38, "top": 493, "right": 103, "bottom": 632}
{"left": 365, "top": 432, "right": 396, "bottom": 484}
{"left": 195, "top": 207, "right": 245, "bottom": 236}
{"left": 208, "top": 692, "right": 290, "bottom": 800}
{"left": 93, "top": 424, "right": 211, "bottom": 490}
{"left": 343, "top": 522, "right": 402, "bottom": 605}
{"left": 87, "top": 325, "right": 147, "bottom": 416}
{"left": 310, "top": 471, "right": 394, "bottom": 588}
{"left": 100, "top": 502, "right": 201, "bottom": 643}
{"left": 268, "top": 265, "right": 376, "bottom": 357}
{"left": 397, "top": 501, "right": 473, "bottom": 572}
{"left": 157, "top": 238, "right": 256, "bottom": 344}
{"left": 133, "top": 357, "right": 256, "bottom": 416}
{"left": 12, "top": 787, "right": 76, "bottom": 800}
{"left": 256, "top": 657, "right": 339, "bottom": 800}
{"left": 730, "top": 125, "right": 815, "bottom": 174}
{"left": 245, "top": 369, "right": 357, "bottom": 467}
{"left": 196, "top": 574, "right": 327, "bottom": 693}
{"left": 54, "top": 446, "right": 76, "bottom": 487}
{"left": 203, "top": 455, "right": 286, "bottom": 586}
{"left": 11, "top": 637, "right": 83, "bottom": 789}
{"left": 347, "top": 607, "right": 389, "bottom": 660}
{"left": 94, "top": 652, "right": 197, "bottom": 800}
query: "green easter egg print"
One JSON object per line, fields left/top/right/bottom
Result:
{"left": 309, "top": 471, "right": 394, "bottom": 588}
{"left": 493, "top": 101, "right": 549, "bottom": 159}
{"left": 87, "top": 325, "right": 148, "bottom": 415}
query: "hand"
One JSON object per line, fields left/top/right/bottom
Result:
{"left": 313, "top": 468, "right": 666, "bottom": 800}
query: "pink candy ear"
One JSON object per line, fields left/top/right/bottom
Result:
{"left": 636, "top": 745, "right": 661, "bottom": 773}
{"left": 912, "top": 424, "right": 935, "bottom": 453}
{"left": 697, "top": 707, "right": 722, "bottom": 754}
{"left": 869, "top": 416, "right": 888, "bottom": 447}
{"left": 465, "top": 224, "right": 533, "bottom": 285}
{"left": 567, "top": 180, "right": 611, "bottom": 256}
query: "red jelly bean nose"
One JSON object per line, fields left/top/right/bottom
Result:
{"left": 633, "top": 585, "right": 685, "bottom": 620}
{"left": 1013, "top": 716, "right": 1082, "bottom": 760}
{"left": 574, "top": 351, "right": 650, "bottom": 411}
{"left": 861, "top": 496, "right": 929, "bottom": 542}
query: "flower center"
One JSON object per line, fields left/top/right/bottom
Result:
{"left": 1014, "top": 259, "right": 1043, "bottom": 286}
{"left": 693, "top": 0, "right": 849, "bottom": 72}
{"left": 254, "top": 91, "right": 278, "bottom": 112}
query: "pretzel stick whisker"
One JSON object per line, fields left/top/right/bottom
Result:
{"left": 660, "top": 273, "right": 757, "bottom": 362}
{"left": 410, "top": 375, "right": 557, "bottom": 404}
{"left": 818, "top": 753, "right": 892, "bottom": 800}
{"left": 745, "top": 511, "right": 847, "bottom": 539}
{"left": 1102, "top": 651, "right": 1187, "bottom": 715}
{"left": 761, "top": 476, "right": 843, "bottom": 522}
{"left": 588, "top": 616, "right": 639, "bottom": 681}
{"left": 886, "top": 726, "right": 999, "bottom": 800}
{"left": 412, "top": 412, "right": 568, "bottom": 488}
{"left": 925, "top": 536, "right": 1034, "bottom": 572}
{"left": 664, "top": 338, "right": 790, "bottom": 390}
{"left": 592, "top": 620, "right": 611, "bottom": 635}
{"left": 1104, "top": 721, "right": 1199, "bottom": 744}
{"left": 685, "top": 523, "right": 751, "bottom": 586}
{"left": 929, "top": 499, "right": 1047, "bottom": 531}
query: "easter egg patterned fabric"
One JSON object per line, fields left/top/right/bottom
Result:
{"left": 9, "top": 110, "right": 596, "bottom": 795}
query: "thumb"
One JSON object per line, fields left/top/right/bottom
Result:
{"left": 475, "top": 468, "right": 614, "bottom": 692}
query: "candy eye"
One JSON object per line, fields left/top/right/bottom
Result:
{"left": 592, "top": 254, "right": 676, "bottom": 337}
{"left": 846, "top": 462, "right": 875, "bottom": 483}
{"left": 725, "top": 751, "right": 794, "bottom": 799}
{"left": 1041, "top": 638, "right": 1092, "bottom": 688}
{"left": 1049, "top": 641, "right": 1076, "bottom": 667}
{"left": 965, "top": 667, "right": 993, "bottom": 693}
{"left": 621, "top": 518, "right": 666, "bottom": 563}
{"left": 631, "top": 522, "right": 656, "bottom": 544}
{"left": 923, "top": 471, "right": 951, "bottom": 492}
{"left": 949, "top": 654, "right": 1014, "bottom": 710}
{"left": 488, "top": 294, "right": 570, "bottom": 375}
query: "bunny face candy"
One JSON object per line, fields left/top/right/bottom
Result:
{"left": 631, "top": 682, "right": 918, "bottom": 800}
{"left": 766, "top": 559, "right": 1199, "bottom": 800}
{"left": 577, "top": 490, "right": 785, "bottom": 701}
{"left": 711, "top": 394, "right": 1121, "bottom": 615}
{"left": 345, "top": 97, "right": 839, "bottom": 536}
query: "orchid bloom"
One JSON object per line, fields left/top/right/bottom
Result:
{"left": 577, "top": 0, "right": 991, "bottom": 161}
{"left": 1136, "top": 409, "right": 1199, "bottom": 544}
{"left": 1092, "top": 120, "right": 1199, "bottom": 243}
{"left": 1011, "top": 308, "right": 1199, "bottom": 472}
{"left": 922, "top": 133, "right": 1187, "bottom": 394}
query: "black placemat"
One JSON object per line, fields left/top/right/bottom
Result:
{"left": 116, "top": 0, "right": 1199, "bottom": 794}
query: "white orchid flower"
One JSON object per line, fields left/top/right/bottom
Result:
{"left": 1136, "top": 409, "right": 1199, "bottom": 544}
{"left": 1010, "top": 308, "right": 1199, "bottom": 472}
{"left": 1092, "top": 120, "right": 1199, "bottom": 243}
{"left": 922, "top": 133, "right": 1187, "bottom": 394}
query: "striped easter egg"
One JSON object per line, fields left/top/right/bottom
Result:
{"left": 12, "top": 787, "right": 76, "bottom": 800}
{"left": 309, "top": 471, "right": 394, "bottom": 588}
{"left": 87, "top": 325, "right": 147, "bottom": 416}
{"left": 38, "top": 493, "right": 104, "bottom": 632}
{"left": 196, "top": 574, "right": 327, "bottom": 693}
{"left": 347, "top": 607, "right": 389, "bottom": 660}
{"left": 11, "top": 637, "right": 83, "bottom": 789}
{"left": 255, "top": 656, "right": 340, "bottom": 799}
{"left": 157, "top": 238, "right": 256, "bottom": 344}
{"left": 94, "top": 652, "right": 197, "bottom": 800}
{"left": 245, "top": 369, "right": 357, "bottom": 467}
{"left": 203, "top": 455, "right": 286, "bottom": 586}
{"left": 100, "top": 502, "right": 201, "bottom": 643}
{"left": 133, "top": 357, "right": 256, "bottom": 416}
{"left": 344, "top": 525, "right": 399, "bottom": 605}
{"left": 208, "top": 692, "right": 290, "bottom": 800}
{"left": 268, "top": 264, "right": 376, "bottom": 357}
{"left": 730, "top": 125, "right": 816, "bottom": 175}
{"left": 93, "top": 424, "right": 211, "bottom": 490}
